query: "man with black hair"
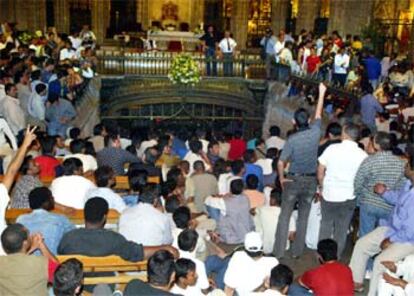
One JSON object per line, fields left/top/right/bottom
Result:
{"left": 17, "top": 187, "right": 74, "bottom": 254}
{"left": 124, "top": 250, "right": 177, "bottom": 296}
{"left": 228, "top": 131, "right": 247, "bottom": 161}
{"left": 251, "top": 264, "right": 293, "bottom": 295}
{"left": 207, "top": 140, "right": 220, "bottom": 166}
{"left": 27, "top": 82, "right": 48, "bottom": 124}
{"left": 97, "top": 133, "right": 140, "bottom": 176}
{"left": 177, "top": 229, "right": 210, "bottom": 293}
{"left": 292, "top": 239, "right": 353, "bottom": 295}
{"left": 171, "top": 258, "right": 199, "bottom": 296}
{"left": 53, "top": 258, "right": 83, "bottom": 296}
{"left": 217, "top": 159, "right": 245, "bottom": 195}
{"left": 266, "top": 125, "right": 285, "bottom": 151}
{"left": 59, "top": 198, "right": 177, "bottom": 292}
{"left": 361, "top": 83, "right": 383, "bottom": 132}
{"left": 274, "top": 83, "right": 327, "bottom": 259}
{"left": 127, "top": 147, "right": 162, "bottom": 178}
{"left": 51, "top": 158, "right": 96, "bottom": 209}
{"left": 34, "top": 136, "right": 61, "bottom": 178}
{"left": 244, "top": 174, "right": 265, "bottom": 209}
{"left": 224, "top": 231, "right": 279, "bottom": 295}
{"left": 243, "top": 149, "right": 264, "bottom": 191}
{"left": 64, "top": 139, "right": 98, "bottom": 174}
{"left": 85, "top": 166, "right": 126, "bottom": 213}
{"left": 317, "top": 124, "right": 368, "bottom": 258}
{"left": 89, "top": 123, "right": 106, "bottom": 152}
{"left": 0, "top": 223, "right": 59, "bottom": 295}
{"left": 184, "top": 139, "right": 211, "bottom": 175}
{"left": 122, "top": 168, "right": 148, "bottom": 206}
{"left": 45, "top": 92, "right": 76, "bottom": 137}
{"left": 119, "top": 184, "right": 173, "bottom": 246}
{"left": 1, "top": 82, "right": 26, "bottom": 136}
{"left": 317, "top": 122, "right": 342, "bottom": 156}
{"left": 355, "top": 132, "right": 406, "bottom": 237}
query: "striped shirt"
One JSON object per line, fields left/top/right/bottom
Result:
{"left": 354, "top": 151, "right": 406, "bottom": 211}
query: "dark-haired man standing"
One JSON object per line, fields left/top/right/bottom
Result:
{"left": 273, "top": 83, "right": 326, "bottom": 259}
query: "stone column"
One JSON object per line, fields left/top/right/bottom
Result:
{"left": 91, "top": 0, "right": 110, "bottom": 43}
{"left": 54, "top": 0, "right": 70, "bottom": 33}
{"left": 231, "top": 0, "right": 249, "bottom": 50}
{"left": 190, "top": 0, "right": 205, "bottom": 30}
{"left": 271, "top": 0, "right": 289, "bottom": 34}
{"left": 296, "top": 0, "right": 320, "bottom": 32}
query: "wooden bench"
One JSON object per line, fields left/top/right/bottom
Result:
{"left": 5, "top": 208, "right": 120, "bottom": 225}
{"left": 0, "top": 175, "right": 160, "bottom": 189}
{"left": 57, "top": 255, "right": 147, "bottom": 286}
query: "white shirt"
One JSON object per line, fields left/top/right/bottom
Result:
{"left": 279, "top": 48, "right": 293, "bottom": 66}
{"left": 179, "top": 250, "right": 209, "bottom": 290}
{"left": 250, "top": 289, "right": 285, "bottom": 296}
{"left": 1, "top": 96, "right": 26, "bottom": 135}
{"left": 0, "top": 118, "right": 17, "bottom": 150}
{"left": 184, "top": 152, "right": 210, "bottom": 175}
{"left": 255, "top": 159, "right": 273, "bottom": 175}
{"left": 334, "top": 53, "right": 350, "bottom": 74}
{"left": 50, "top": 175, "right": 96, "bottom": 209}
{"left": 68, "top": 36, "right": 82, "bottom": 49}
{"left": 218, "top": 173, "right": 241, "bottom": 195}
{"left": 85, "top": 187, "right": 126, "bottom": 213}
{"left": 402, "top": 107, "right": 414, "bottom": 123}
{"left": 318, "top": 140, "right": 368, "bottom": 202}
{"left": 0, "top": 184, "right": 10, "bottom": 255}
{"left": 171, "top": 284, "right": 204, "bottom": 296}
{"left": 63, "top": 153, "right": 98, "bottom": 173}
{"left": 274, "top": 40, "right": 285, "bottom": 62}
{"left": 172, "top": 228, "right": 206, "bottom": 258}
{"left": 119, "top": 203, "right": 173, "bottom": 246}
{"left": 224, "top": 251, "right": 278, "bottom": 295}
{"left": 254, "top": 206, "right": 296, "bottom": 254}
{"left": 218, "top": 37, "right": 237, "bottom": 53}
{"left": 265, "top": 136, "right": 285, "bottom": 151}
{"left": 27, "top": 91, "right": 46, "bottom": 121}
{"left": 59, "top": 48, "right": 77, "bottom": 61}
{"left": 137, "top": 139, "right": 158, "bottom": 159}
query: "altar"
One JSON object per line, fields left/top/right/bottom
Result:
{"left": 147, "top": 31, "right": 203, "bottom": 51}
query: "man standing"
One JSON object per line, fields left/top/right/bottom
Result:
{"left": 333, "top": 47, "right": 350, "bottom": 87}
{"left": 350, "top": 156, "right": 414, "bottom": 295}
{"left": 273, "top": 83, "right": 326, "bottom": 259}
{"left": 354, "top": 132, "right": 406, "bottom": 237}
{"left": 218, "top": 30, "right": 237, "bottom": 77}
{"left": 1, "top": 83, "right": 26, "bottom": 136}
{"left": 200, "top": 25, "right": 218, "bottom": 76}
{"left": 317, "top": 124, "right": 368, "bottom": 258}
{"left": 360, "top": 84, "right": 384, "bottom": 133}
{"left": 260, "top": 28, "right": 277, "bottom": 80}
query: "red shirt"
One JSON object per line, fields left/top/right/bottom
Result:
{"left": 228, "top": 139, "right": 247, "bottom": 161}
{"left": 34, "top": 155, "right": 61, "bottom": 178}
{"left": 300, "top": 262, "right": 353, "bottom": 296}
{"left": 306, "top": 55, "right": 321, "bottom": 74}
{"left": 48, "top": 260, "right": 59, "bottom": 283}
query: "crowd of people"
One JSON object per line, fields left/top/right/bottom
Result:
{"left": 1, "top": 21, "right": 414, "bottom": 296}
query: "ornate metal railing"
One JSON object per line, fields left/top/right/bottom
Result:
{"left": 96, "top": 51, "right": 266, "bottom": 78}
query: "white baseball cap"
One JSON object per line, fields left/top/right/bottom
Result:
{"left": 244, "top": 232, "right": 263, "bottom": 252}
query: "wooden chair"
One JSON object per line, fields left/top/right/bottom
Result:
{"left": 57, "top": 255, "right": 147, "bottom": 294}
{"left": 5, "top": 208, "right": 120, "bottom": 225}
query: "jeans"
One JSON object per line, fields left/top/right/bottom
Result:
{"left": 332, "top": 73, "right": 347, "bottom": 87}
{"left": 359, "top": 203, "right": 392, "bottom": 238}
{"left": 205, "top": 48, "right": 217, "bottom": 76}
{"left": 205, "top": 255, "right": 230, "bottom": 289}
{"left": 289, "top": 284, "right": 313, "bottom": 296}
{"left": 319, "top": 199, "right": 356, "bottom": 258}
{"left": 47, "top": 122, "right": 69, "bottom": 138}
{"left": 273, "top": 176, "right": 317, "bottom": 258}
{"left": 223, "top": 53, "right": 233, "bottom": 76}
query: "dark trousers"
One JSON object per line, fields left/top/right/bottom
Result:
{"left": 319, "top": 198, "right": 356, "bottom": 258}
{"left": 205, "top": 48, "right": 217, "bottom": 76}
{"left": 333, "top": 73, "right": 347, "bottom": 87}
{"left": 223, "top": 53, "right": 234, "bottom": 76}
{"left": 273, "top": 175, "right": 317, "bottom": 258}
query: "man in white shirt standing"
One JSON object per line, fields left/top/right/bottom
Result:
{"left": 119, "top": 184, "right": 173, "bottom": 246}
{"left": 333, "top": 47, "right": 350, "bottom": 87}
{"left": 317, "top": 123, "right": 368, "bottom": 258}
{"left": 218, "top": 30, "right": 237, "bottom": 77}
{"left": 1, "top": 83, "right": 26, "bottom": 136}
{"left": 0, "top": 118, "right": 17, "bottom": 157}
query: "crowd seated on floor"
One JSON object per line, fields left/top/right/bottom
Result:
{"left": 2, "top": 22, "right": 414, "bottom": 296}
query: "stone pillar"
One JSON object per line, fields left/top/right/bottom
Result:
{"left": 138, "top": 0, "right": 150, "bottom": 30}
{"left": 231, "top": 0, "right": 249, "bottom": 50}
{"left": 29, "top": 0, "right": 47, "bottom": 33}
{"left": 190, "top": 0, "right": 205, "bottom": 30}
{"left": 54, "top": 0, "right": 70, "bottom": 33}
{"left": 91, "top": 0, "right": 110, "bottom": 43}
{"left": 296, "top": 0, "right": 320, "bottom": 32}
{"left": 271, "top": 0, "right": 289, "bottom": 34}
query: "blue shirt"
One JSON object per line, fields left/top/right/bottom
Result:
{"left": 17, "top": 209, "right": 75, "bottom": 255}
{"left": 364, "top": 57, "right": 381, "bottom": 80}
{"left": 380, "top": 180, "right": 414, "bottom": 243}
{"left": 243, "top": 163, "right": 264, "bottom": 191}
{"left": 260, "top": 36, "right": 277, "bottom": 55}
{"left": 360, "top": 94, "right": 383, "bottom": 127}
{"left": 247, "top": 139, "right": 257, "bottom": 150}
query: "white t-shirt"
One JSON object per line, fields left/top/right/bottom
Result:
{"left": 171, "top": 284, "right": 204, "bottom": 296}
{"left": 137, "top": 139, "right": 158, "bottom": 159}
{"left": 318, "top": 140, "right": 368, "bottom": 202}
{"left": 255, "top": 159, "right": 273, "bottom": 175}
{"left": 63, "top": 153, "right": 98, "bottom": 173}
{"left": 179, "top": 250, "right": 209, "bottom": 291}
{"left": 50, "top": 175, "right": 96, "bottom": 209}
{"left": 85, "top": 187, "right": 126, "bottom": 213}
{"left": 172, "top": 228, "right": 206, "bottom": 259}
{"left": 224, "top": 251, "right": 278, "bottom": 295}
{"left": 184, "top": 152, "right": 210, "bottom": 175}
{"left": 0, "top": 184, "right": 10, "bottom": 255}
{"left": 250, "top": 289, "right": 285, "bottom": 296}
{"left": 265, "top": 136, "right": 285, "bottom": 151}
{"left": 334, "top": 53, "right": 350, "bottom": 74}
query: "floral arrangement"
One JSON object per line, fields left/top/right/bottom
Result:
{"left": 18, "top": 31, "right": 34, "bottom": 44}
{"left": 168, "top": 54, "right": 201, "bottom": 86}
